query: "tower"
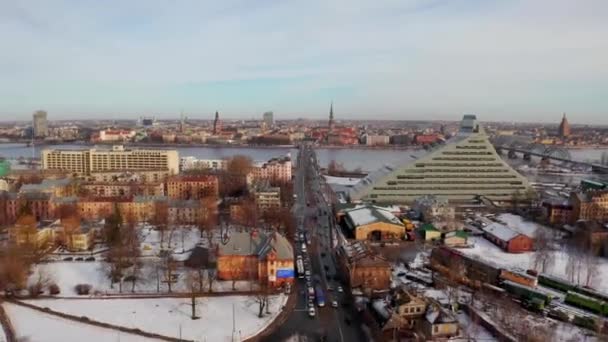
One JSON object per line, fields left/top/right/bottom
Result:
{"left": 558, "top": 113, "right": 571, "bottom": 138}
{"left": 213, "top": 111, "right": 222, "bottom": 135}
{"left": 328, "top": 102, "right": 335, "bottom": 132}
{"left": 32, "top": 110, "right": 48, "bottom": 138}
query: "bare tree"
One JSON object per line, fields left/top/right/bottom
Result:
{"left": 150, "top": 201, "right": 169, "bottom": 248}
{"left": 253, "top": 282, "right": 272, "bottom": 318}
{"left": 532, "top": 229, "right": 553, "bottom": 273}
{"left": 60, "top": 215, "right": 81, "bottom": 251}
{"left": 28, "top": 268, "right": 53, "bottom": 297}
{"left": 161, "top": 252, "right": 178, "bottom": 293}
{"left": 186, "top": 270, "right": 203, "bottom": 319}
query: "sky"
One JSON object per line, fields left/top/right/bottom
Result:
{"left": 1, "top": 0, "right": 607, "bottom": 123}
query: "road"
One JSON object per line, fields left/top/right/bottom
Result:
{"left": 262, "top": 144, "right": 368, "bottom": 342}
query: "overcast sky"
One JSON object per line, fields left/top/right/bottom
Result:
{"left": 1, "top": 0, "right": 607, "bottom": 123}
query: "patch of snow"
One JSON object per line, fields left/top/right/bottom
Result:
{"left": 453, "top": 311, "right": 497, "bottom": 341}
{"left": 323, "top": 175, "right": 361, "bottom": 186}
{"left": 3, "top": 302, "right": 158, "bottom": 342}
{"left": 24, "top": 295, "right": 287, "bottom": 342}
{"left": 496, "top": 213, "right": 554, "bottom": 238}
{"left": 461, "top": 236, "right": 608, "bottom": 293}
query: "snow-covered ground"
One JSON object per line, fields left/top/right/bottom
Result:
{"left": 30, "top": 225, "right": 257, "bottom": 296}
{"left": 322, "top": 175, "right": 361, "bottom": 186}
{"left": 453, "top": 311, "right": 497, "bottom": 341}
{"left": 496, "top": 213, "right": 557, "bottom": 238}
{"left": 30, "top": 260, "right": 256, "bottom": 296}
{"left": 24, "top": 295, "right": 287, "bottom": 341}
{"left": 3, "top": 302, "right": 160, "bottom": 342}
{"left": 460, "top": 236, "right": 608, "bottom": 292}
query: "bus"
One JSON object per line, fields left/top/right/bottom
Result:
{"left": 315, "top": 285, "right": 326, "bottom": 307}
{"left": 297, "top": 259, "right": 305, "bottom": 279}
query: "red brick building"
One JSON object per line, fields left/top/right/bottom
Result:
{"left": 482, "top": 222, "right": 533, "bottom": 253}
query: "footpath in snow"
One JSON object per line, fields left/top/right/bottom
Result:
{"left": 24, "top": 295, "right": 287, "bottom": 342}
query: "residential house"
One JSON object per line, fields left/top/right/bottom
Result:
{"left": 541, "top": 199, "right": 573, "bottom": 225}
{"left": 420, "top": 224, "right": 441, "bottom": 241}
{"left": 8, "top": 215, "right": 55, "bottom": 249}
{"left": 394, "top": 289, "right": 427, "bottom": 329}
{"left": 412, "top": 195, "right": 455, "bottom": 223}
{"left": 337, "top": 241, "right": 391, "bottom": 292}
{"left": 217, "top": 231, "right": 294, "bottom": 287}
{"left": 482, "top": 222, "right": 533, "bottom": 253}
{"left": 421, "top": 305, "right": 459, "bottom": 339}
{"left": 443, "top": 230, "right": 468, "bottom": 247}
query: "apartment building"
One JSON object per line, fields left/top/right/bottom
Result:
{"left": 42, "top": 145, "right": 179, "bottom": 176}
{"left": 167, "top": 175, "right": 219, "bottom": 200}
{"left": 248, "top": 156, "right": 292, "bottom": 183}
{"left": 254, "top": 186, "right": 281, "bottom": 213}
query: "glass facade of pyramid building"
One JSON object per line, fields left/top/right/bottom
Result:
{"left": 349, "top": 115, "right": 533, "bottom": 204}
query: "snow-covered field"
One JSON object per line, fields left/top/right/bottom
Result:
{"left": 3, "top": 302, "right": 160, "bottom": 342}
{"left": 31, "top": 260, "right": 256, "bottom": 296}
{"left": 30, "top": 225, "right": 257, "bottom": 296}
{"left": 24, "top": 295, "right": 287, "bottom": 341}
{"left": 460, "top": 236, "right": 608, "bottom": 291}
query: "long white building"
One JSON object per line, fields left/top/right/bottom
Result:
{"left": 42, "top": 145, "right": 179, "bottom": 176}
{"left": 349, "top": 115, "right": 533, "bottom": 204}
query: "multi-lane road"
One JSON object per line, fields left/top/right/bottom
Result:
{"left": 262, "top": 145, "right": 368, "bottom": 342}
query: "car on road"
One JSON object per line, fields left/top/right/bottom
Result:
{"left": 327, "top": 285, "right": 334, "bottom": 291}
{"left": 331, "top": 300, "right": 338, "bottom": 308}
{"left": 337, "top": 286, "right": 343, "bottom": 293}
{"left": 308, "top": 307, "right": 316, "bottom": 317}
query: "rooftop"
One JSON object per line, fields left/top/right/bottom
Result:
{"left": 218, "top": 231, "right": 292, "bottom": 259}
{"left": 482, "top": 222, "right": 524, "bottom": 242}
{"left": 345, "top": 204, "right": 403, "bottom": 228}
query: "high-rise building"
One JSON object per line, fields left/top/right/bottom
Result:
{"left": 213, "top": 111, "right": 222, "bottom": 135}
{"left": 349, "top": 115, "right": 533, "bottom": 204}
{"left": 33, "top": 110, "right": 48, "bottom": 138}
{"left": 263, "top": 111, "right": 274, "bottom": 128}
{"left": 558, "top": 113, "right": 571, "bottom": 138}
{"left": 42, "top": 145, "right": 179, "bottom": 176}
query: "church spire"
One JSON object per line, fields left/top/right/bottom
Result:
{"left": 328, "top": 101, "right": 335, "bottom": 132}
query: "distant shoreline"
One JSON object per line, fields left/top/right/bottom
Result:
{"left": 1, "top": 140, "right": 608, "bottom": 151}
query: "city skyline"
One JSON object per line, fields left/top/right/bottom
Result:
{"left": 2, "top": 0, "right": 607, "bottom": 123}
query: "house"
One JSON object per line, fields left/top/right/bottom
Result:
{"left": 394, "top": 289, "right": 427, "bottom": 329}
{"left": 8, "top": 215, "right": 55, "bottom": 249}
{"left": 443, "top": 230, "right": 468, "bottom": 247}
{"left": 343, "top": 204, "right": 405, "bottom": 241}
{"left": 420, "top": 224, "right": 441, "bottom": 241}
{"left": 570, "top": 191, "right": 608, "bottom": 223}
{"left": 541, "top": 199, "right": 573, "bottom": 225}
{"left": 217, "top": 231, "right": 294, "bottom": 287}
{"left": 54, "top": 217, "right": 99, "bottom": 251}
{"left": 482, "top": 222, "right": 533, "bottom": 253}
{"left": 421, "top": 305, "right": 459, "bottom": 339}
{"left": 412, "top": 195, "right": 455, "bottom": 223}
{"left": 337, "top": 241, "right": 391, "bottom": 292}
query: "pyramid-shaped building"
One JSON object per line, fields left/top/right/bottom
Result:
{"left": 349, "top": 115, "right": 532, "bottom": 204}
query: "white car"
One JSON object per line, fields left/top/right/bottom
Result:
{"left": 308, "top": 307, "right": 316, "bottom": 317}
{"left": 331, "top": 300, "right": 338, "bottom": 308}
{"left": 337, "top": 286, "right": 344, "bottom": 293}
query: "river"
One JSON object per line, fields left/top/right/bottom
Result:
{"left": 2, "top": 142, "right": 608, "bottom": 184}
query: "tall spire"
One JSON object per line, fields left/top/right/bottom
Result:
{"left": 328, "top": 101, "right": 335, "bottom": 132}
{"left": 213, "top": 111, "right": 221, "bottom": 135}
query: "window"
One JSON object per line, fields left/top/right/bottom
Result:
{"left": 433, "top": 326, "right": 439, "bottom": 333}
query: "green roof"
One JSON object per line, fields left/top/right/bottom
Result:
{"left": 0, "top": 159, "right": 10, "bottom": 177}
{"left": 420, "top": 223, "right": 438, "bottom": 232}
{"left": 450, "top": 230, "right": 468, "bottom": 239}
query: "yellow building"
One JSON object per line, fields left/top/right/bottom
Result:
{"left": 8, "top": 215, "right": 55, "bottom": 249}
{"left": 421, "top": 305, "right": 459, "bottom": 339}
{"left": 42, "top": 145, "right": 179, "bottom": 176}
{"left": 420, "top": 224, "right": 441, "bottom": 241}
{"left": 344, "top": 205, "right": 405, "bottom": 241}
{"left": 55, "top": 217, "right": 98, "bottom": 251}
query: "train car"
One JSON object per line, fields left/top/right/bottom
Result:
{"left": 500, "top": 269, "right": 538, "bottom": 288}
{"left": 538, "top": 274, "right": 576, "bottom": 293}
{"left": 430, "top": 246, "right": 501, "bottom": 285}
{"left": 574, "top": 287, "right": 608, "bottom": 304}
{"left": 501, "top": 280, "right": 553, "bottom": 306}
{"left": 565, "top": 291, "right": 608, "bottom": 316}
